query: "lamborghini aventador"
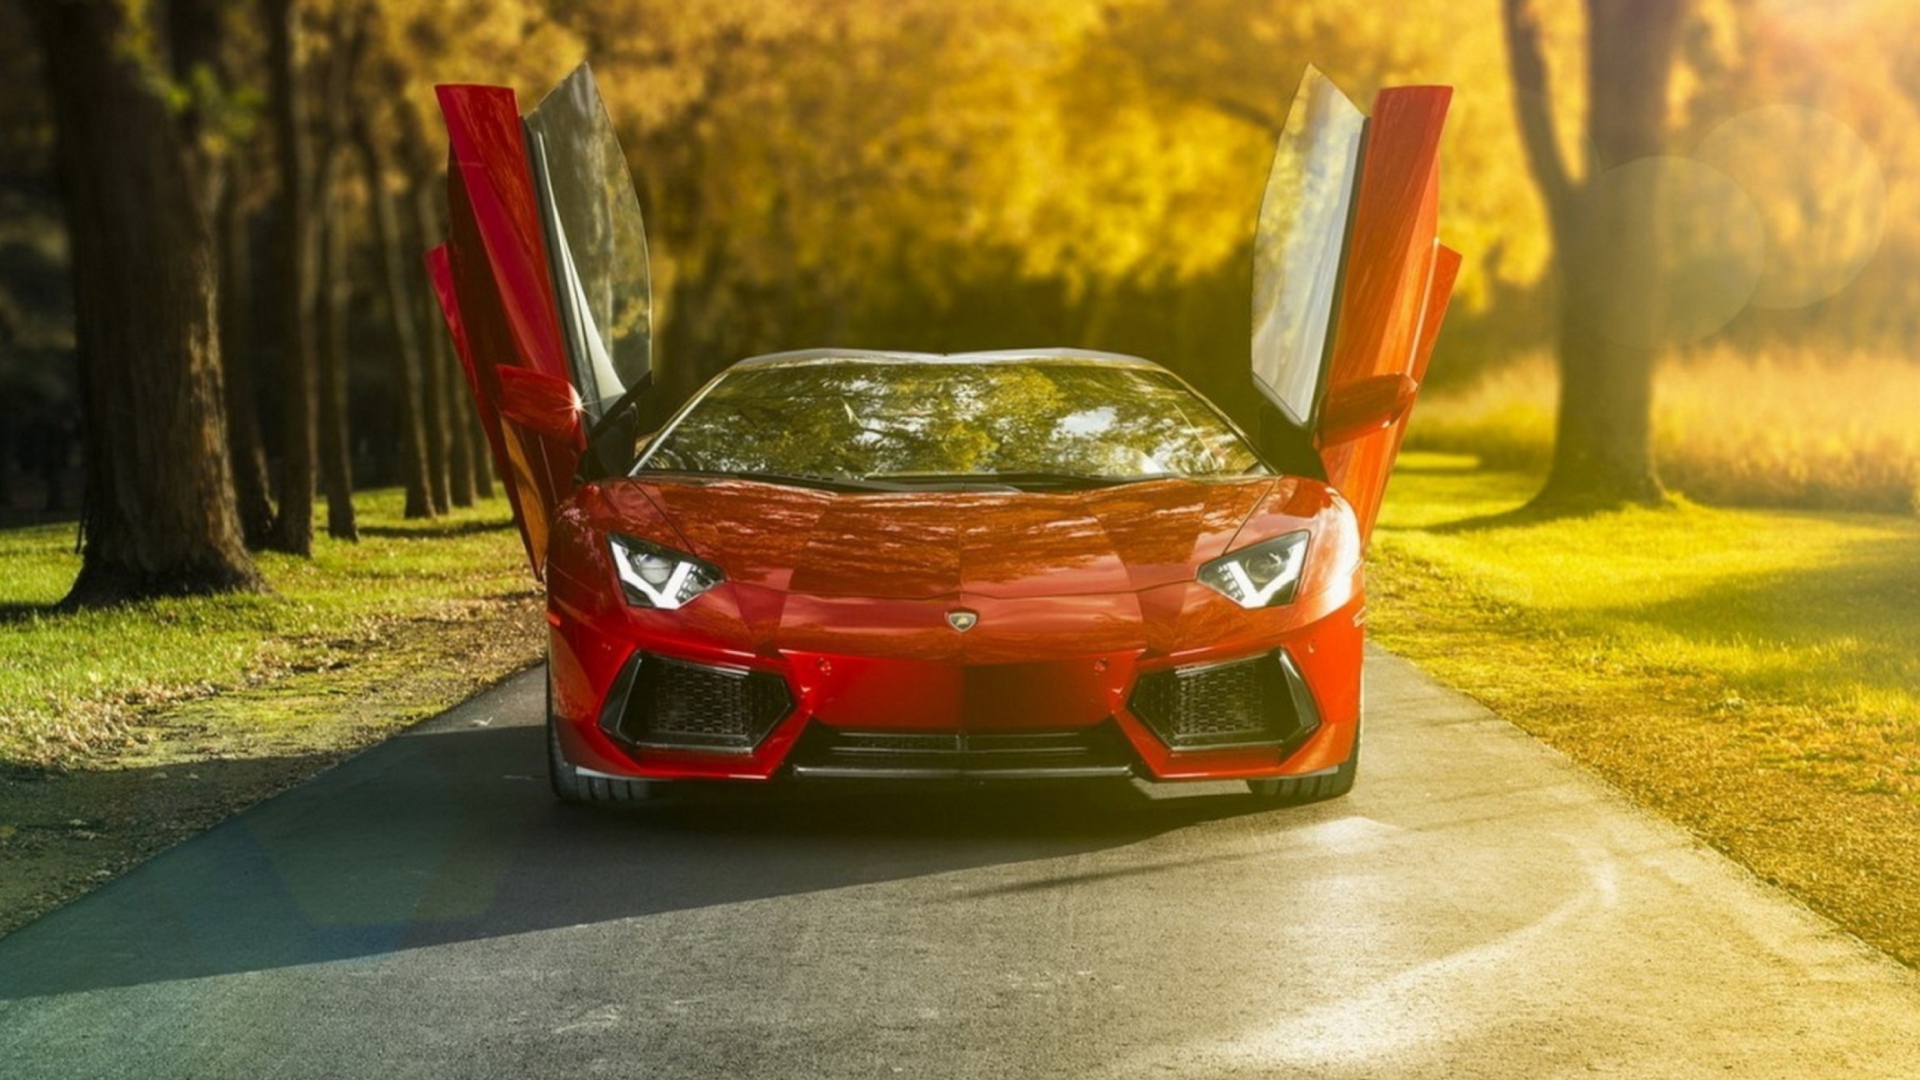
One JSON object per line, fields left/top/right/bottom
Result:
{"left": 424, "top": 63, "right": 1459, "bottom": 805}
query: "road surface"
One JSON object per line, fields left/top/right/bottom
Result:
{"left": 2, "top": 647, "right": 1917, "bottom": 1078}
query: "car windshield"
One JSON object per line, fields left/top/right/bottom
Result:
{"left": 635, "top": 357, "right": 1266, "bottom": 486}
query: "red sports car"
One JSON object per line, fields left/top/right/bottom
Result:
{"left": 425, "top": 65, "right": 1458, "bottom": 805}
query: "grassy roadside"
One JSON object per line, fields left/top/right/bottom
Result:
{"left": 1370, "top": 453, "right": 1920, "bottom": 966}
{"left": 0, "top": 490, "right": 543, "bottom": 935}
{"left": 1409, "top": 351, "right": 1920, "bottom": 515}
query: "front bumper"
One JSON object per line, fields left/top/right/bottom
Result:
{"left": 547, "top": 589, "right": 1366, "bottom": 785}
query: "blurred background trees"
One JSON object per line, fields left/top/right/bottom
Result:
{"left": 2, "top": 0, "right": 1916, "bottom": 602}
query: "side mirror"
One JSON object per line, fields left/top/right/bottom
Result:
{"left": 1316, "top": 374, "right": 1419, "bottom": 447}
{"left": 496, "top": 366, "right": 585, "bottom": 447}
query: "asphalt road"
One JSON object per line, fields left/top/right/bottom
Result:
{"left": 3, "top": 647, "right": 1918, "bottom": 1079}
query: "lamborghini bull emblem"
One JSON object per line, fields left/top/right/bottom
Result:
{"left": 947, "top": 609, "right": 979, "bottom": 633}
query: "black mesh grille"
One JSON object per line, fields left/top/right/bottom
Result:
{"left": 1127, "top": 651, "right": 1319, "bottom": 750}
{"left": 600, "top": 653, "right": 792, "bottom": 751}
{"left": 787, "top": 724, "right": 1137, "bottom": 779}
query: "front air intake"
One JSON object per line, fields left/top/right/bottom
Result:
{"left": 785, "top": 724, "right": 1138, "bottom": 780}
{"left": 598, "top": 652, "right": 792, "bottom": 752}
{"left": 1127, "top": 650, "right": 1320, "bottom": 751}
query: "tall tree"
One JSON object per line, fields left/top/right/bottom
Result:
{"left": 420, "top": 266, "right": 454, "bottom": 515}
{"left": 409, "top": 167, "right": 477, "bottom": 507}
{"left": 22, "top": 0, "right": 260, "bottom": 605}
{"left": 396, "top": 105, "right": 453, "bottom": 518}
{"left": 215, "top": 173, "right": 278, "bottom": 547}
{"left": 314, "top": 182, "right": 355, "bottom": 540}
{"left": 409, "top": 130, "right": 453, "bottom": 518}
{"left": 464, "top": 400, "right": 495, "bottom": 500}
{"left": 312, "top": 6, "right": 360, "bottom": 541}
{"left": 352, "top": 104, "right": 435, "bottom": 519}
{"left": 174, "top": 0, "right": 278, "bottom": 548}
{"left": 1504, "top": 0, "right": 1684, "bottom": 508}
{"left": 262, "top": 0, "right": 318, "bottom": 554}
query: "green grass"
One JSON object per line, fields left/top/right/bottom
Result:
{"left": 0, "top": 490, "right": 541, "bottom": 769}
{"left": 1371, "top": 453, "right": 1920, "bottom": 964}
{"left": 1375, "top": 454, "right": 1920, "bottom": 786}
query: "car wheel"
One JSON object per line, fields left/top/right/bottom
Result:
{"left": 547, "top": 672, "right": 657, "bottom": 806}
{"left": 1247, "top": 721, "right": 1359, "bottom": 804}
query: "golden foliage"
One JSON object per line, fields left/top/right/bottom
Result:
{"left": 319, "top": 1, "right": 1920, "bottom": 373}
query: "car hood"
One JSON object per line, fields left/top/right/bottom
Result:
{"left": 599, "top": 476, "right": 1280, "bottom": 600}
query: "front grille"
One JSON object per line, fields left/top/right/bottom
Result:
{"left": 599, "top": 652, "right": 792, "bottom": 752}
{"left": 1127, "top": 650, "right": 1320, "bottom": 751}
{"left": 786, "top": 723, "right": 1137, "bottom": 779}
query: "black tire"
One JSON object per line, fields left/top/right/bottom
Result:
{"left": 1247, "top": 720, "right": 1360, "bottom": 804}
{"left": 547, "top": 674, "right": 657, "bottom": 806}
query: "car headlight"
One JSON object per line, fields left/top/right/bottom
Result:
{"left": 1197, "top": 530, "right": 1310, "bottom": 608}
{"left": 608, "top": 533, "right": 723, "bottom": 609}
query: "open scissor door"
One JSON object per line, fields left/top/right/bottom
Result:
{"left": 427, "top": 63, "right": 655, "bottom": 578}
{"left": 1251, "top": 67, "right": 1458, "bottom": 542}
{"left": 522, "top": 64, "right": 655, "bottom": 464}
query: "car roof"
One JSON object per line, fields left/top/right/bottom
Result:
{"left": 728, "top": 347, "right": 1167, "bottom": 371}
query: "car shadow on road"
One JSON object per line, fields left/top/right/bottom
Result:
{"left": 0, "top": 716, "right": 1291, "bottom": 1000}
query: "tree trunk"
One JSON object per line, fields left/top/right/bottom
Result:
{"left": 352, "top": 112, "right": 435, "bottom": 519}
{"left": 312, "top": 11, "right": 358, "bottom": 541}
{"left": 395, "top": 154, "right": 453, "bottom": 514}
{"left": 164, "top": 0, "right": 225, "bottom": 221}
{"left": 445, "top": 360, "right": 477, "bottom": 508}
{"left": 215, "top": 183, "right": 278, "bottom": 548}
{"left": 429, "top": 264, "right": 478, "bottom": 510}
{"left": 263, "top": 0, "right": 317, "bottom": 554}
{"left": 1502, "top": 0, "right": 1680, "bottom": 510}
{"left": 25, "top": 0, "right": 261, "bottom": 605}
{"left": 403, "top": 139, "right": 487, "bottom": 506}
{"left": 467, "top": 406, "right": 495, "bottom": 499}
{"left": 416, "top": 180, "right": 464, "bottom": 507}
{"left": 1541, "top": 193, "right": 1666, "bottom": 509}
{"left": 179, "top": 0, "right": 276, "bottom": 547}
{"left": 315, "top": 171, "right": 357, "bottom": 540}
{"left": 421, "top": 282, "right": 454, "bottom": 516}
